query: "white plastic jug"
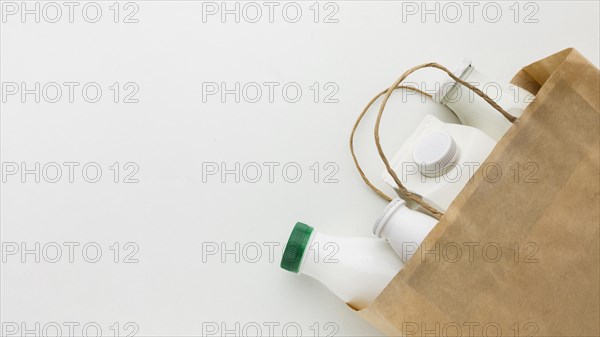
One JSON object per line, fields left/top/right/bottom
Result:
{"left": 281, "top": 222, "right": 403, "bottom": 310}
{"left": 382, "top": 115, "right": 496, "bottom": 212}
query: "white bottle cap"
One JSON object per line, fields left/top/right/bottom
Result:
{"left": 373, "top": 198, "right": 404, "bottom": 236}
{"left": 412, "top": 131, "right": 460, "bottom": 177}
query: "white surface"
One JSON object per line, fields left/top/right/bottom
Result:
{"left": 1, "top": 1, "right": 598, "bottom": 336}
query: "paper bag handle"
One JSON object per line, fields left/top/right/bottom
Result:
{"left": 350, "top": 63, "right": 518, "bottom": 220}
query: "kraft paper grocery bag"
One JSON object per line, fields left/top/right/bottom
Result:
{"left": 358, "top": 48, "right": 600, "bottom": 336}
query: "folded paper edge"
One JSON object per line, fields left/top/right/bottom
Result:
{"left": 510, "top": 48, "right": 585, "bottom": 94}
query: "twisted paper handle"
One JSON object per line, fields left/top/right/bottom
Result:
{"left": 350, "top": 63, "right": 518, "bottom": 220}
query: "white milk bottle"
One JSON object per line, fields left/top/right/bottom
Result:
{"left": 280, "top": 222, "right": 403, "bottom": 310}
{"left": 382, "top": 115, "right": 496, "bottom": 212}
{"left": 435, "top": 58, "right": 535, "bottom": 141}
{"left": 373, "top": 198, "right": 438, "bottom": 262}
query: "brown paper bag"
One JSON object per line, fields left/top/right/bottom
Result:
{"left": 358, "top": 48, "right": 600, "bottom": 337}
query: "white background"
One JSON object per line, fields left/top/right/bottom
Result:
{"left": 1, "top": 1, "right": 599, "bottom": 336}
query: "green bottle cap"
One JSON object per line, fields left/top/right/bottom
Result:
{"left": 280, "top": 222, "right": 314, "bottom": 273}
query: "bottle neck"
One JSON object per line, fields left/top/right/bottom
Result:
{"left": 297, "top": 231, "right": 318, "bottom": 276}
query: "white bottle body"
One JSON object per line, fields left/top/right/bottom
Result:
{"left": 300, "top": 231, "right": 404, "bottom": 310}
{"left": 382, "top": 115, "right": 496, "bottom": 212}
{"left": 437, "top": 60, "right": 535, "bottom": 141}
